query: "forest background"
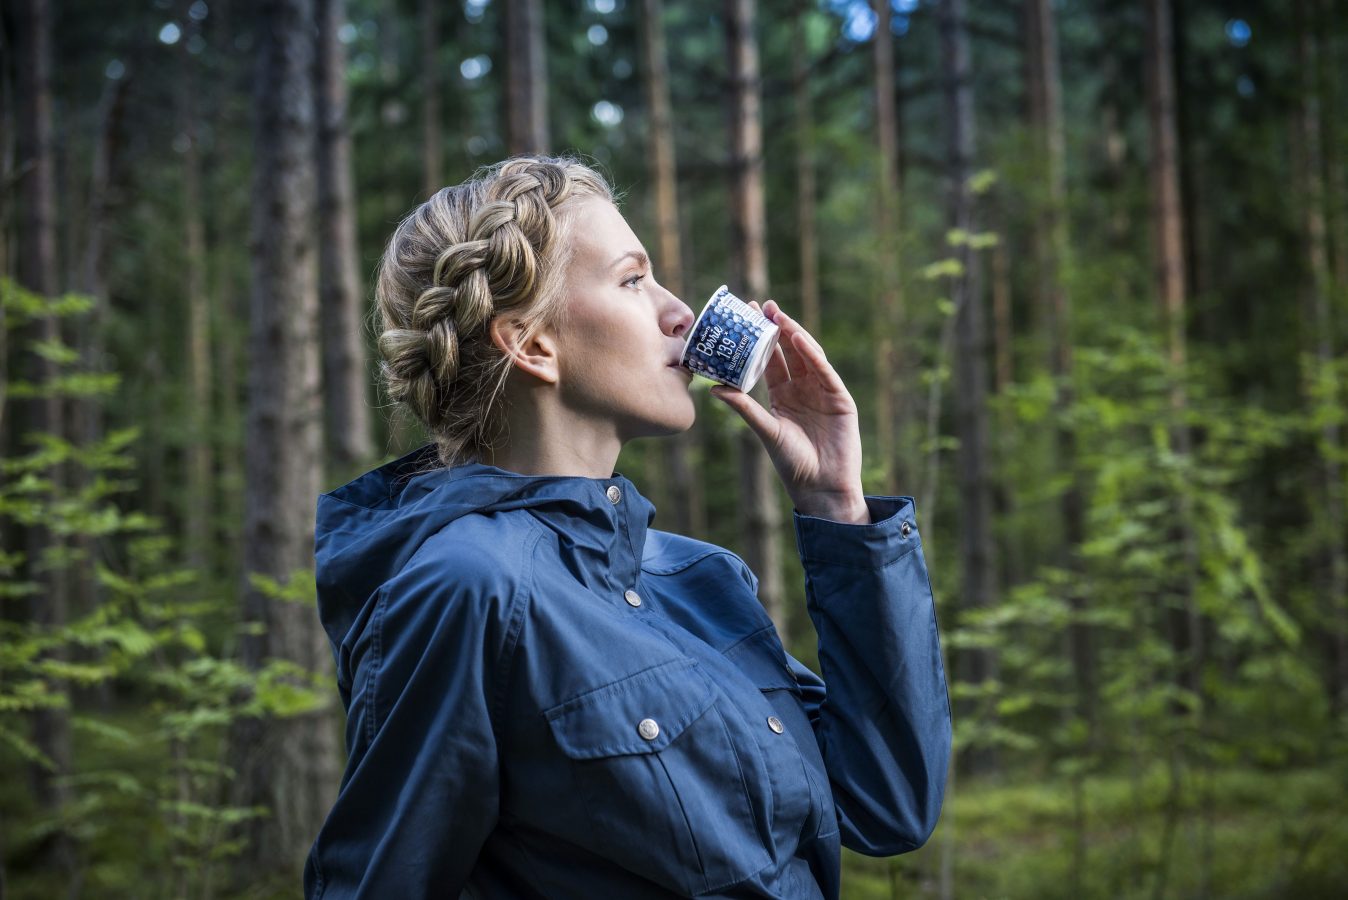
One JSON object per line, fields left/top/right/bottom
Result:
{"left": 2, "top": 0, "right": 1346, "bottom": 897}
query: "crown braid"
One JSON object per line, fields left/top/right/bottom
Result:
{"left": 374, "top": 155, "right": 615, "bottom": 468}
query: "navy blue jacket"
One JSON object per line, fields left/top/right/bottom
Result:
{"left": 304, "top": 443, "right": 951, "bottom": 899}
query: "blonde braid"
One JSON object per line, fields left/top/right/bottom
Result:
{"left": 374, "top": 155, "right": 615, "bottom": 468}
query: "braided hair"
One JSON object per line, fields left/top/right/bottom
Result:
{"left": 373, "top": 155, "right": 615, "bottom": 469}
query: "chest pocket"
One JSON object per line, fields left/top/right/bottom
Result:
{"left": 544, "top": 656, "right": 774, "bottom": 895}
{"left": 725, "top": 626, "right": 837, "bottom": 843}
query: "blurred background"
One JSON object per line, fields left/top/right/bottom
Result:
{"left": 2, "top": 0, "right": 1346, "bottom": 897}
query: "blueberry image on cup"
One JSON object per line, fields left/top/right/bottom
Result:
{"left": 679, "top": 285, "right": 781, "bottom": 392}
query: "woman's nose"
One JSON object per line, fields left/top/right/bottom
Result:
{"left": 663, "top": 287, "right": 695, "bottom": 338}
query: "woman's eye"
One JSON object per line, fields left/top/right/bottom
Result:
{"left": 623, "top": 274, "right": 646, "bottom": 288}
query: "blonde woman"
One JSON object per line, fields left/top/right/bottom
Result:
{"left": 304, "top": 155, "right": 951, "bottom": 899}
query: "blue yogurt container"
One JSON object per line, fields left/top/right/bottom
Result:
{"left": 680, "top": 285, "right": 781, "bottom": 392}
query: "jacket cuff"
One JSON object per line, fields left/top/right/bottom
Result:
{"left": 792, "top": 495, "right": 918, "bottom": 569}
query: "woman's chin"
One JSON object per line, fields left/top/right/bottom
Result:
{"left": 642, "top": 397, "right": 698, "bottom": 438}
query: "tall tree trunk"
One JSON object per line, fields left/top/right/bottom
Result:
{"left": 940, "top": 0, "right": 998, "bottom": 773}
{"left": 69, "top": 61, "right": 130, "bottom": 718}
{"left": 317, "top": 0, "right": 375, "bottom": 474}
{"left": 724, "top": 0, "right": 785, "bottom": 637}
{"left": 420, "top": 0, "right": 442, "bottom": 196}
{"left": 791, "top": 0, "right": 819, "bottom": 338}
{"left": 180, "top": 10, "right": 215, "bottom": 572}
{"left": 871, "top": 0, "right": 907, "bottom": 496}
{"left": 505, "top": 0, "right": 549, "bottom": 155}
{"left": 1321, "top": 0, "right": 1348, "bottom": 294}
{"left": 987, "top": 198, "right": 1024, "bottom": 593}
{"left": 641, "top": 0, "right": 705, "bottom": 538}
{"left": 1145, "top": 0, "right": 1202, "bottom": 708}
{"left": 230, "top": 0, "right": 339, "bottom": 883}
{"left": 13, "top": 0, "right": 77, "bottom": 883}
{"left": 1295, "top": 0, "right": 1347, "bottom": 710}
{"left": 1025, "top": 0, "right": 1094, "bottom": 741}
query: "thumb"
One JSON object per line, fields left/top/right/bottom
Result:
{"left": 710, "top": 385, "right": 780, "bottom": 445}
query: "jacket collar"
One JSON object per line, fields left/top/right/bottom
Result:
{"left": 315, "top": 442, "right": 658, "bottom": 653}
{"left": 440, "top": 458, "right": 656, "bottom": 598}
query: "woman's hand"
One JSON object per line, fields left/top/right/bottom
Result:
{"left": 709, "top": 299, "right": 870, "bottom": 524}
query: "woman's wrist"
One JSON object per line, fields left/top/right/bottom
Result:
{"left": 794, "top": 490, "right": 870, "bottom": 524}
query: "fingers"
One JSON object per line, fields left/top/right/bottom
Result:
{"left": 747, "top": 300, "right": 792, "bottom": 382}
{"left": 763, "top": 300, "right": 835, "bottom": 381}
{"left": 709, "top": 382, "right": 781, "bottom": 445}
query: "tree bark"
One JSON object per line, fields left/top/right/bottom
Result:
{"left": 1295, "top": 0, "right": 1347, "bottom": 710}
{"left": 421, "top": 0, "right": 442, "bottom": 196}
{"left": 641, "top": 0, "right": 705, "bottom": 538}
{"left": 230, "top": 0, "right": 340, "bottom": 883}
{"left": 872, "top": 0, "right": 907, "bottom": 496}
{"left": 1145, "top": 0, "right": 1202, "bottom": 710}
{"left": 792, "top": 0, "right": 820, "bottom": 338}
{"left": 316, "top": 0, "right": 375, "bottom": 474}
{"left": 67, "top": 57, "right": 130, "bottom": 719}
{"left": 940, "top": 0, "right": 998, "bottom": 773}
{"left": 1024, "top": 0, "right": 1093, "bottom": 739}
{"left": 505, "top": 0, "right": 549, "bottom": 155}
{"left": 724, "top": 0, "right": 785, "bottom": 637}
{"left": 180, "top": 9, "right": 215, "bottom": 572}
{"left": 14, "top": 0, "right": 78, "bottom": 881}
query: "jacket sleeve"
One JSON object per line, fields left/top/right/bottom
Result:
{"left": 305, "top": 536, "right": 526, "bottom": 899}
{"left": 787, "top": 494, "right": 952, "bottom": 855}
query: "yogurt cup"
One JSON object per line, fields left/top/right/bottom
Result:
{"left": 679, "top": 285, "right": 780, "bottom": 392}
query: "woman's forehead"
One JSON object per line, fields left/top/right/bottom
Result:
{"left": 569, "top": 200, "right": 641, "bottom": 271}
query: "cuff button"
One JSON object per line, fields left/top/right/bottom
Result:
{"left": 900, "top": 521, "right": 912, "bottom": 537}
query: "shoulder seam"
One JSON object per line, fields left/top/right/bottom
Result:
{"left": 488, "top": 517, "right": 543, "bottom": 757}
{"left": 642, "top": 542, "right": 745, "bottom": 576}
{"left": 366, "top": 586, "right": 390, "bottom": 741}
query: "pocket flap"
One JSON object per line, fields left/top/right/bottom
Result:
{"left": 724, "top": 626, "right": 800, "bottom": 694}
{"left": 545, "top": 658, "right": 715, "bottom": 759}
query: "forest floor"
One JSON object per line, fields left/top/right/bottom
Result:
{"left": 841, "top": 762, "right": 1348, "bottom": 899}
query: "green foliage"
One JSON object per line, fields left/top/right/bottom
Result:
{"left": 842, "top": 765, "right": 1348, "bottom": 899}
{"left": 0, "top": 280, "right": 322, "bottom": 896}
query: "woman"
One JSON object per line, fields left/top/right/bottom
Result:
{"left": 304, "top": 155, "right": 951, "bottom": 899}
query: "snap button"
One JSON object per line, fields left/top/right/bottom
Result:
{"left": 624, "top": 589, "right": 643, "bottom": 607}
{"left": 901, "top": 521, "right": 912, "bottom": 537}
{"left": 638, "top": 718, "right": 660, "bottom": 740}
{"left": 767, "top": 715, "right": 784, "bottom": 734}
{"left": 606, "top": 485, "right": 622, "bottom": 504}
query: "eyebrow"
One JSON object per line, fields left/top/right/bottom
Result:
{"left": 609, "top": 250, "right": 650, "bottom": 271}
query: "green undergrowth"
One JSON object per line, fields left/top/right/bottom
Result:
{"left": 841, "top": 762, "right": 1348, "bottom": 899}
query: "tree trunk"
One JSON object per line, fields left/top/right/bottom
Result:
{"left": 724, "top": 0, "right": 785, "bottom": 637}
{"left": 1295, "top": 0, "right": 1347, "bottom": 711}
{"left": 1025, "top": 0, "right": 1093, "bottom": 740}
{"left": 941, "top": 0, "right": 998, "bottom": 773}
{"left": 1320, "top": 0, "right": 1348, "bottom": 293}
{"left": 180, "top": 12, "right": 215, "bottom": 572}
{"left": 68, "top": 60, "right": 130, "bottom": 718}
{"left": 792, "top": 0, "right": 819, "bottom": 338}
{"left": 230, "top": 0, "right": 340, "bottom": 884}
{"left": 14, "top": 0, "right": 78, "bottom": 882}
{"left": 1145, "top": 0, "right": 1202, "bottom": 711}
{"left": 316, "top": 0, "right": 375, "bottom": 474}
{"left": 987, "top": 199, "right": 1024, "bottom": 593}
{"left": 641, "top": 0, "right": 705, "bottom": 538}
{"left": 421, "top": 0, "right": 442, "bottom": 196}
{"left": 871, "top": 0, "right": 907, "bottom": 496}
{"left": 505, "top": 0, "right": 549, "bottom": 155}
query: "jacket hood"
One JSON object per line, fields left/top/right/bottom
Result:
{"left": 314, "top": 442, "right": 656, "bottom": 659}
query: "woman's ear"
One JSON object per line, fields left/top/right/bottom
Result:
{"left": 489, "top": 317, "right": 560, "bottom": 385}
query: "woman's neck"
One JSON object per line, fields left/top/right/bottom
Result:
{"left": 483, "top": 391, "right": 623, "bottom": 479}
